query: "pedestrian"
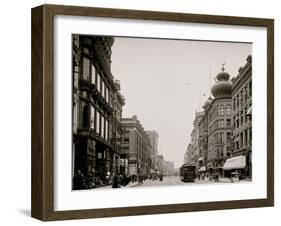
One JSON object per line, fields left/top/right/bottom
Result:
{"left": 112, "top": 174, "right": 119, "bottom": 188}
{"left": 73, "top": 170, "right": 85, "bottom": 190}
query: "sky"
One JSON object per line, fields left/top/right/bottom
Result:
{"left": 111, "top": 37, "right": 251, "bottom": 168}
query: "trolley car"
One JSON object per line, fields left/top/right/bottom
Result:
{"left": 180, "top": 164, "right": 196, "bottom": 182}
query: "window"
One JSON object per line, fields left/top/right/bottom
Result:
{"left": 220, "top": 105, "right": 224, "bottom": 116}
{"left": 240, "top": 132, "right": 243, "bottom": 146}
{"left": 106, "top": 88, "right": 109, "bottom": 103}
{"left": 244, "top": 86, "right": 248, "bottom": 100}
{"left": 226, "top": 146, "right": 231, "bottom": 157}
{"left": 249, "top": 81, "right": 252, "bottom": 96}
{"left": 96, "top": 111, "right": 100, "bottom": 134}
{"left": 226, "top": 132, "right": 231, "bottom": 142}
{"left": 96, "top": 73, "right": 100, "bottom": 91}
{"left": 100, "top": 79, "right": 104, "bottom": 97}
{"left": 90, "top": 106, "right": 95, "bottom": 129}
{"left": 82, "top": 57, "right": 90, "bottom": 80}
{"left": 226, "top": 119, "right": 231, "bottom": 127}
{"left": 104, "top": 119, "right": 108, "bottom": 140}
{"left": 82, "top": 105, "right": 89, "bottom": 128}
{"left": 104, "top": 86, "right": 107, "bottom": 101}
{"left": 226, "top": 104, "right": 231, "bottom": 115}
{"left": 218, "top": 120, "right": 224, "bottom": 128}
{"left": 73, "top": 64, "right": 79, "bottom": 89}
{"left": 101, "top": 116, "right": 104, "bottom": 138}
{"left": 245, "top": 130, "right": 248, "bottom": 146}
{"left": 220, "top": 148, "right": 224, "bottom": 157}
{"left": 216, "top": 105, "right": 220, "bottom": 116}
{"left": 91, "top": 64, "right": 96, "bottom": 84}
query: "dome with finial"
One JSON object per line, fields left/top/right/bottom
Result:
{"left": 211, "top": 63, "right": 232, "bottom": 98}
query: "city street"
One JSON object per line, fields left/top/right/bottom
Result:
{"left": 136, "top": 176, "right": 251, "bottom": 187}
{"left": 95, "top": 176, "right": 251, "bottom": 189}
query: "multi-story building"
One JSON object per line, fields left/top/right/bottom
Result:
{"left": 197, "top": 104, "right": 210, "bottom": 172}
{"left": 164, "top": 161, "right": 176, "bottom": 176}
{"left": 184, "top": 111, "right": 204, "bottom": 168}
{"left": 230, "top": 55, "right": 252, "bottom": 178}
{"left": 146, "top": 131, "right": 159, "bottom": 172}
{"left": 120, "top": 116, "right": 152, "bottom": 178}
{"left": 205, "top": 65, "right": 233, "bottom": 177}
{"left": 72, "top": 35, "right": 125, "bottom": 188}
{"left": 187, "top": 57, "right": 252, "bottom": 179}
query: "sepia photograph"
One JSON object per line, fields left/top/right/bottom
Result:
{"left": 71, "top": 34, "right": 252, "bottom": 190}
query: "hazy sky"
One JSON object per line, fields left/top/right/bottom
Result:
{"left": 111, "top": 37, "right": 251, "bottom": 168}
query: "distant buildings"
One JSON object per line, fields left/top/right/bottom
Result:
{"left": 146, "top": 131, "right": 159, "bottom": 171}
{"left": 185, "top": 112, "right": 204, "bottom": 166}
{"left": 155, "top": 155, "right": 164, "bottom": 174}
{"left": 184, "top": 56, "right": 252, "bottom": 179}
{"left": 155, "top": 155, "right": 176, "bottom": 176}
{"left": 120, "top": 116, "right": 152, "bottom": 178}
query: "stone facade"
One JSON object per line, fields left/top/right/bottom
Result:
{"left": 72, "top": 35, "right": 125, "bottom": 189}
{"left": 231, "top": 55, "right": 252, "bottom": 178}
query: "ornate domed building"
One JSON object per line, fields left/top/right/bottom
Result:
{"left": 211, "top": 68, "right": 233, "bottom": 98}
{"left": 203, "top": 64, "right": 233, "bottom": 177}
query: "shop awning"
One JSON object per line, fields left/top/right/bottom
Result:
{"left": 198, "top": 166, "right": 206, "bottom": 172}
{"left": 198, "top": 157, "right": 203, "bottom": 161}
{"left": 207, "top": 163, "right": 213, "bottom": 168}
{"left": 223, "top": 155, "right": 246, "bottom": 170}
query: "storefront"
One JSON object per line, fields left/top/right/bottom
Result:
{"left": 223, "top": 155, "right": 246, "bottom": 178}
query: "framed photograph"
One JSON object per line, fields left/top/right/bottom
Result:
{"left": 31, "top": 4, "right": 274, "bottom": 221}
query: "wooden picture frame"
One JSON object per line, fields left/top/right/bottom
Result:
{"left": 31, "top": 4, "right": 274, "bottom": 221}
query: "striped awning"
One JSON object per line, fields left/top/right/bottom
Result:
{"left": 198, "top": 166, "right": 206, "bottom": 172}
{"left": 223, "top": 155, "right": 246, "bottom": 170}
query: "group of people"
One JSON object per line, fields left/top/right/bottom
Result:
{"left": 73, "top": 169, "right": 165, "bottom": 190}
{"left": 111, "top": 174, "right": 131, "bottom": 188}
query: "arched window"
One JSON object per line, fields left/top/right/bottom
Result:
{"left": 226, "top": 104, "right": 231, "bottom": 115}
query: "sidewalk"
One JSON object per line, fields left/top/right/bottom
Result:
{"left": 94, "top": 181, "right": 140, "bottom": 190}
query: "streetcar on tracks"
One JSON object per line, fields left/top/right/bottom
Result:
{"left": 180, "top": 164, "right": 196, "bottom": 182}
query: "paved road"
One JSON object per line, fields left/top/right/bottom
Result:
{"left": 94, "top": 176, "right": 251, "bottom": 190}
{"left": 136, "top": 176, "right": 251, "bottom": 187}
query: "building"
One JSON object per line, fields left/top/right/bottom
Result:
{"left": 72, "top": 35, "right": 125, "bottom": 188}
{"left": 184, "top": 111, "right": 204, "bottom": 168}
{"left": 229, "top": 55, "right": 252, "bottom": 178}
{"left": 204, "top": 64, "right": 233, "bottom": 177}
{"left": 164, "top": 161, "right": 176, "bottom": 176}
{"left": 145, "top": 131, "right": 159, "bottom": 172}
{"left": 197, "top": 107, "right": 209, "bottom": 173}
{"left": 187, "top": 57, "right": 252, "bottom": 179}
{"left": 120, "top": 116, "right": 152, "bottom": 178}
